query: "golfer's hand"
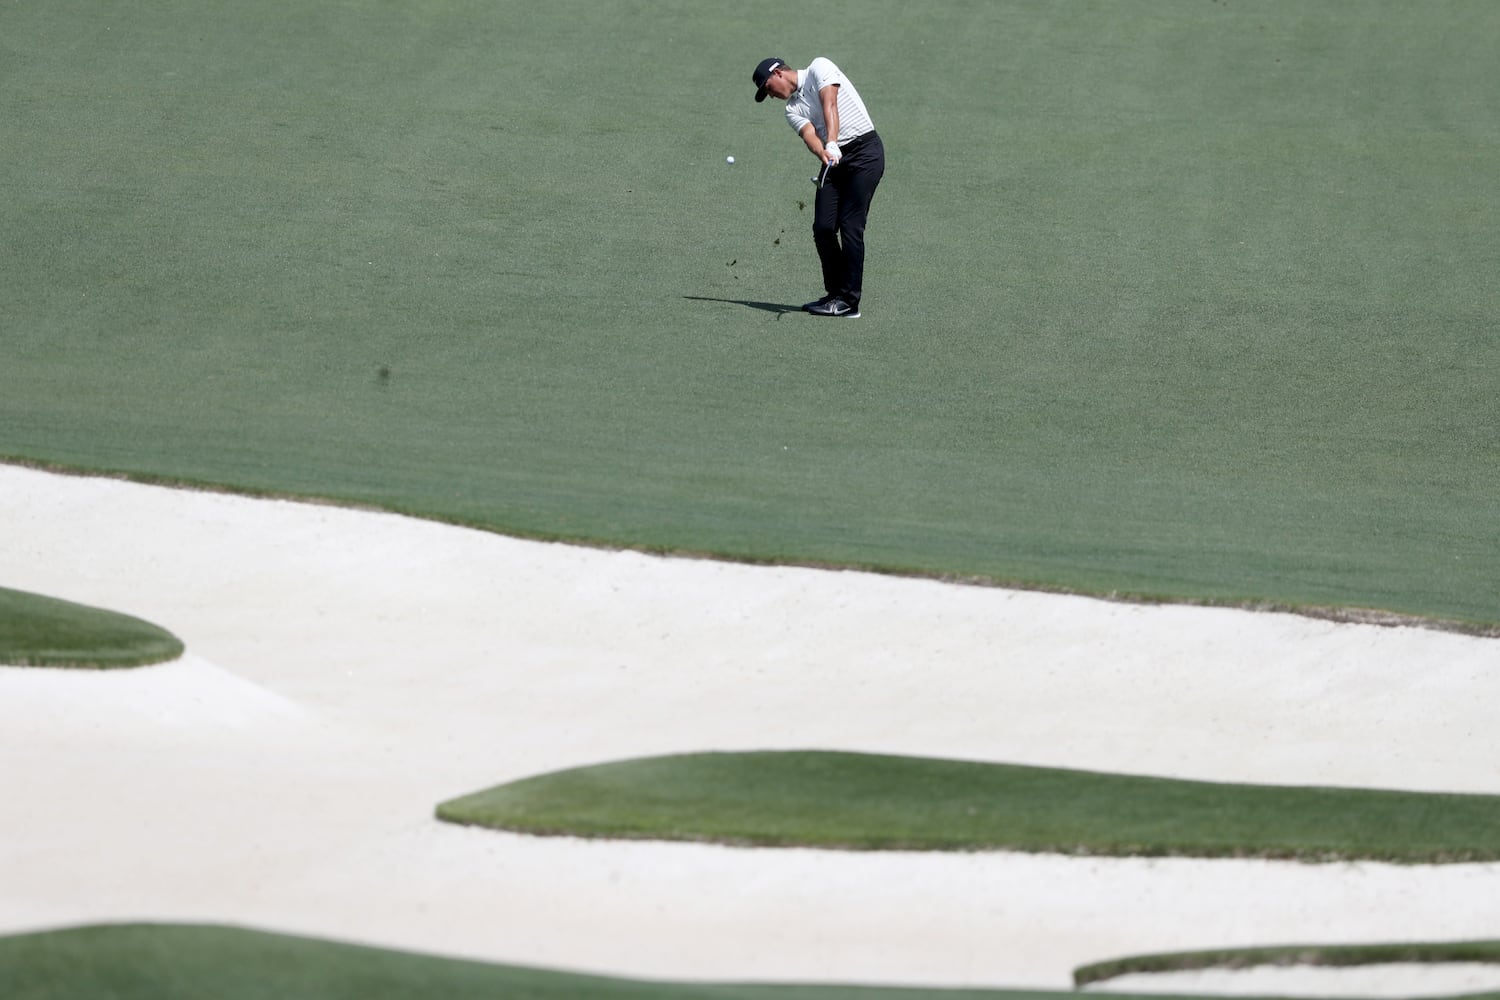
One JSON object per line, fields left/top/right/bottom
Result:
{"left": 823, "top": 141, "right": 841, "bottom": 165}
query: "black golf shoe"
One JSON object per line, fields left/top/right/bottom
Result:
{"left": 807, "top": 297, "right": 860, "bottom": 318}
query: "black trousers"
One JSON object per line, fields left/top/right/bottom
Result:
{"left": 813, "top": 131, "right": 885, "bottom": 307}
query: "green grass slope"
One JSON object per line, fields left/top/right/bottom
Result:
{"left": 3, "top": 2, "right": 1497, "bottom": 627}
{"left": 437, "top": 751, "right": 1500, "bottom": 862}
{"left": 1075, "top": 939, "right": 1500, "bottom": 988}
{"left": 8, "top": 923, "right": 1497, "bottom": 1000}
{"left": 0, "top": 923, "right": 1094, "bottom": 1000}
{"left": 0, "top": 587, "right": 183, "bottom": 668}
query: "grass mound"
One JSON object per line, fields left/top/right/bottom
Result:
{"left": 1075, "top": 939, "right": 1500, "bottom": 987}
{"left": 0, "top": 922, "right": 1070, "bottom": 1000}
{"left": 438, "top": 751, "right": 1500, "bottom": 862}
{"left": 0, "top": 586, "right": 183, "bottom": 668}
{"left": 8, "top": 923, "right": 1498, "bottom": 999}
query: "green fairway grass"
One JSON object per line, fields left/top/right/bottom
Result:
{"left": 3, "top": 1, "right": 1497, "bottom": 627}
{"left": 7, "top": 924, "right": 1497, "bottom": 1000}
{"left": 1075, "top": 939, "right": 1500, "bottom": 988}
{"left": 0, "top": 923, "right": 1101, "bottom": 1000}
{"left": 437, "top": 751, "right": 1500, "bottom": 862}
{"left": 0, "top": 587, "right": 183, "bottom": 668}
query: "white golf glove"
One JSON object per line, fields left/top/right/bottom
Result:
{"left": 825, "top": 140, "right": 841, "bottom": 165}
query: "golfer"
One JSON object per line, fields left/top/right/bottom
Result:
{"left": 752, "top": 56, "right": 885, "bottom": 318}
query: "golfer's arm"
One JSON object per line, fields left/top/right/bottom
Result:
{"left": 819, "top": 83, "right": 841, "bottom": 146}
{"left": 798, "top": 123, "right": 826, "bottom": 160}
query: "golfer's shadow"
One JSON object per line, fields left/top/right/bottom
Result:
{"left": 683, "top": 295, "right": 801, "bottom": 317}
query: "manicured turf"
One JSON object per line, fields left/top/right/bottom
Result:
{"left": 0, "top": 586, "right": 183, "bottom": 668}
{"left": 1075, "top": 939, "right": 1500, "bottom": 987}
{"left": 9, "top": 926, "right": 1499, "bottom": 1000}
{"left": 0, "top": 923, "right": 1094, "bottom": 1000}
{"left": 1, "top": 2, "right": 1496, "bottom": 628}
{"left": 437, "top": 751, "right": 1500, "bottom": 862}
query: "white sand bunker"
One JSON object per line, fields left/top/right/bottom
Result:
{"left": 1092, "top": 962, "right": 1500, "bottom": 997}
{"left": 2, "top": 463, "right": 1498, "bottom": 992}
{"left": 1, "top": 654, "right": 308, "bottom": 734}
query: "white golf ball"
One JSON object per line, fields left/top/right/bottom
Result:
{"left": 726, "top": 155, "right": 735, "bottom": 164}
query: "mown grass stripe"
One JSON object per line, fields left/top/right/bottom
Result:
{"left": 0, "top": 922, "right": 1105, "bottom": 1000}
{"left": 1074, "top": 939, "right": 1500, "bottom": 987}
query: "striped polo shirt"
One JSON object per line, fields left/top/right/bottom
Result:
{"left": 784, "top": 57, "right": 875, "bottom": 145}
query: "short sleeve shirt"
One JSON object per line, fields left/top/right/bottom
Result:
{"left": 784, "top": 57, "right": 876, "bottom": 144}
